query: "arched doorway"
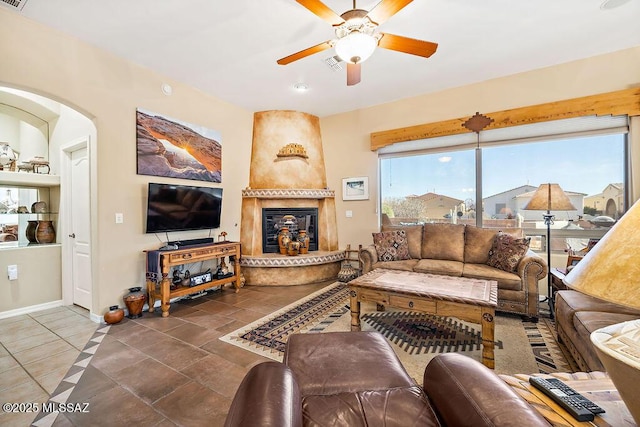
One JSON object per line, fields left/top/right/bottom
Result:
{"left": 0, "top": 85, "right": 96, "bottom": 316}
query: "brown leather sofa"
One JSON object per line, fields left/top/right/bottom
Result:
{"left": 360, "top": 223, "right": 548, "bottom": 320}
{"left": 224, "top": 331, "right": 551, "bottom": 427}
{"left": 555, "top": 290, "right": 640, "bottom": 371}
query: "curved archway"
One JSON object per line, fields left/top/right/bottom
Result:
{"left": 0, "top": 85, "right": 97, "bottom": 316}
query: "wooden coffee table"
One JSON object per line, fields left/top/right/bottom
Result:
{"left": 348, "top": 268, "right": 498, "bottom": 368}
{"left": 501, "top": 371, "right": 637, "bottom": 426}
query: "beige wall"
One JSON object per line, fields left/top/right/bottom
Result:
{"left": 0, "top": 9, "right": 253, "bottom": 316}
{"left": 1, "top": 7, "right": 639, "bottom": 316}
{"left": 323, "top": 46, "right": 640, "bottom": 250}
{"left": 0, "top": 246, "right": 61, "bottom": 313}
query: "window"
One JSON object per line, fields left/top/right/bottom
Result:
{"left": 380, "top": 149, "right": 475, "bottom": 225}
{"left": 482, "top": 133, "right": 626, "bottom": 253}
{"left": 379, "top": 117, "right": 628, "bottom": 256}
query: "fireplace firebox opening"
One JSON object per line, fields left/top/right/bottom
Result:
{"left": 262, "top": 208, "right": 318, "bottom": 253}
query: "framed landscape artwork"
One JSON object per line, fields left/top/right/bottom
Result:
{"left": 136, "top": 108, "right": 222, "bottom": 182}
{"left": 342, "top": 176, "right": 369, "bottom": 201}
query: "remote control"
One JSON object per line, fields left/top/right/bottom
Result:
{"left": 529, "top": 377, "right": 606, "bottom": 422}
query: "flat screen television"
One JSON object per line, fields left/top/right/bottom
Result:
{"left": 145, "top": 183, "right": 222, "bottom": 233}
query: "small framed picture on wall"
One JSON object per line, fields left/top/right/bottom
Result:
{"left": 342, "top": 176, "right": 369, "bottom": 201}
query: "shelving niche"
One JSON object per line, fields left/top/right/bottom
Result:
{"left": 0, "top": 170, "right": 61, "bottom": 249}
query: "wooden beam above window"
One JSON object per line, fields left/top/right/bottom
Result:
{"left": 370, "top": 87, "right": 640, "bottom": 151}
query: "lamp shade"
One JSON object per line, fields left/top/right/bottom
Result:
{"left": 335, "top": 31, "right": 377, "bottom": 64}
{"left": 523, "top": 183, "right": 576, "bottom": 211}
{"left": 563, "top": 198, "right": 640, "bottom": 310}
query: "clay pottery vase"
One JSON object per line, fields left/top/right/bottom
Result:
{"left": 104, "top": 305, "right": 125, "bottom": 324}
{"left": 298, "top": 230, "right": 310, "bottom": 254}
{"left": 35, "top": 220, "right": 56, "bottom": 243}
{"left": 337, "top": 262, "right": 359, "bottom": 283}
{"left": 31, "top": 201, "right": 47, "bottom": 213}
{"left": 287, "top": 241, "right": 301, "bottom": 256}
{"left": 25, "top": 220, "right": 38, "bottom": 243}
{"left": 277, "top": 226, "right": 291, "bottom": 255}
{"left": 123, "top": 287, "right": 146, "bottom": 319}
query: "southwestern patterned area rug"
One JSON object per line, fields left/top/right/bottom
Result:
{"left": 220, "top": 282, "right": 573, "bottom": 378}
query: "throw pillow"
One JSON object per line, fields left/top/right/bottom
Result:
{"left": 487, "top": 232, "right": 531, "bottom": 272}
{"left": 372, "top": 230, "right": 411, "bottom": 262}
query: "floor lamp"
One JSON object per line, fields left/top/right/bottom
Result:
{"left": 523, "top": 183, "right": 575, "bottom": 318}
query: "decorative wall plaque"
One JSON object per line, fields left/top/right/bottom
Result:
{"left": 276, "top": 143, "right": 308, "bottom": 159}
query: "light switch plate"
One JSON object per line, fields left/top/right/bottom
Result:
{"left": 115, "top": 213, "right": 124, "bottom": 224}
{"left": 346, "top": 210, "right": 353, "bottom": 218}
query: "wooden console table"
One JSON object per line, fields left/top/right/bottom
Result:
{"left": 145, "top": 241, "right": 242, "bottom": 317}
{"left": 501, "top": 371, "right": 636, "bottom": 426}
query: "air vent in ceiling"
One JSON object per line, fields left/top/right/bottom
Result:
{"left": 323, "top": 55, "right": 343, "bottom": 72}
{"left": 0, "top": 0, "right": 27, "bottom": 11}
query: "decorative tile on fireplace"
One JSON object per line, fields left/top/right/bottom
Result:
{"left": 240, "top": 251, "right": 344, "bottom": 267}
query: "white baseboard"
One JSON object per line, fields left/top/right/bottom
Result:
{"left": 89, "top": 312, "right": 103, "bottom": 324}
{"left": 0, "top": 300, "right": 64, "bottom": 319}
{"left": 0, "top": 300, "right": 102, "bottom": 324}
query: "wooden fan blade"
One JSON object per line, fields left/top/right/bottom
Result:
{"left": 378, "top": 33, "right": 438, "bottom": 58}
{"left": 347, "top": 63, "right": 361, "bottom": 86}
{"left": 367, "top": 0, "right": 413, "bottom": 25}
{"left": 277, "top": 41, "right": 333, "bottom": 65}
{"left": 296, "top": 0, "right": 344, "bottom": 25}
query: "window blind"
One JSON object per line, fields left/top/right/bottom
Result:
{"left": 379, "top": 115, "right": 629, "bottom": 157}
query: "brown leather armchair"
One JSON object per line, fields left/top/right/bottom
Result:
{"left": 225, "top": 331, "right": 550, "bottom": 427}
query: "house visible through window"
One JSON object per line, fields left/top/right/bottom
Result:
{"left": 379, "top": 116, "right": 628, "bottom": 255}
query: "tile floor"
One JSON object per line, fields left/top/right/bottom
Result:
{"left": 0, "top": 305, "right": 97, "bottom": 426}
{"left": 0, "top": 281, "right": 330, "bottom": 426}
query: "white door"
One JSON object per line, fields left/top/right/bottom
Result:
{"left": 69, "top": 146, "right": 92, "bottom": 309}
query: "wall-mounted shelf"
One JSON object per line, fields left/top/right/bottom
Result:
{"left": 0, "top": 171, "right": 59, "bottom": 187}
{"left": 0, "top": 212, "right": 58, "bottom": 216}
{"left": 0, "top": 175, "right": 60, "bottom": 248}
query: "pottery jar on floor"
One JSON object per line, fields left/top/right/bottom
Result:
{"left": 123, "top": 287, "right": 146, "bottom": 319}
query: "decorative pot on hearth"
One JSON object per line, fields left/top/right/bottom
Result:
{"left": 123, "top": 287, "right": 146, "bottom": 319}
{"left": 277, "top": 226, "right": 291, "bottom": 255}
{"left": 297, "top": 230, "right": 310, "bottom": 254}
{"left": 287, "top": 240, "right": 301, "bottom": 256}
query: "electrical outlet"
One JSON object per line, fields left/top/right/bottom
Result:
{"left": 7, "top": 265, "right": 18, "bottom": 280}
{"left": 115, "top": 213, "right": 124, "bottom": 224}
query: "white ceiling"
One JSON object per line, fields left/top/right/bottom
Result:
{"left": 9, "top": 0, "right": 640, "bottom": 117}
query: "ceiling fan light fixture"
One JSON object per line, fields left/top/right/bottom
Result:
{"left": 334, "top": 31, "right": 377, "bottom": 64}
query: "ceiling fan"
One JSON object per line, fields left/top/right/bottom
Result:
{"left": 277, "top": 0, "right": 438, "bottom": 86}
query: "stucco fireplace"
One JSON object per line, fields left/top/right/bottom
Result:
{"left": 239, "top": 110, "right": 343, "bottom": 286}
